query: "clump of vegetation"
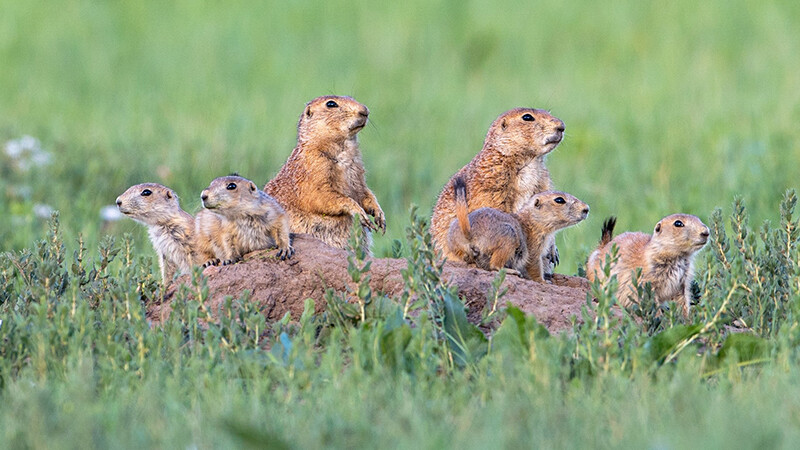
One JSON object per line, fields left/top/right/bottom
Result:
{"left": 2, "top": 193, "right": 800, "bottom": 447}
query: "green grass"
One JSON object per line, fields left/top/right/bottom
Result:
{"left": 3, "top": 0, "right": 800, "bottom": 448}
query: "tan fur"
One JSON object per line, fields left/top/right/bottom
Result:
{"left": 196, "top": 175, "right": 293, "bottom": 266}
{"left": 448, "top": 206, "right": 527, "bottom": 274}
{"left": 447, "top": 185, "right": 588, "bottom": 282}
{"left": 264, "top": 95, "right": 384, "bottom": 255}
{"left": 586, "top": 214, "right": 710, "bottom": 314}
{"left": 431, "top": 108, "right": 565, "bottom": 266}
{"left": 517, "top": 191, "right": 589, "bottom": 282}
{"left": 116, "top": 183, "right": 197, "bottom": 282}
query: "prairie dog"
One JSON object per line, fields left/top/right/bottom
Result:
{"left": 447, "top": 175, "right": 588, "bottom": 282}
{"left": 116, "top": 183, "right": 196, "bottom": 282}
{"left": 586, "top": 214, "right": 710, "bottom": 314}
{"left": 516, "top": 191, "right": 589, "bottom": 282}
{"left": 196, "top": 175, "right": 293, "bottom": 266}
{"left": 447, "top": 176, "right": 528, "bottom": 274}
{"left": 265, "top": 95, "right": 385, "bottom": 255}
{"left": 431, "top": 108, "right": 565, "bottom": 263}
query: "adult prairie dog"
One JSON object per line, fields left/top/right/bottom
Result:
{"left": 116, "top": 183, "right": 196, "bottom": 282}
{"left": 196, "top": 175, "right": 293, "bottom": 266}
{"left": 586, "top": 214, "right": 710, "bottom": 314}
{"left": 431, "top": 107, "right": 565, "bottom": 265}
{"left": 265, "top": 95, "right": 385, "bottom": 255}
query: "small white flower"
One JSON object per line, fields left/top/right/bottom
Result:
{"left": 5, "top": 140, "right": 22, "bottom": 158}
{"left": 20, "top": 135, "right": 39, "bottom": 150}
{"left": 33, "top": 203, "right": 55, "bottom": 219}
{"left": 100, "top": 205, "right": 124, "bottom": 222}
{"left": 31, "top": 150, "right": 52, "bottom": 167}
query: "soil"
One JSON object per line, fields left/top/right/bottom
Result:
{"left": 147, "top": 234, "right": 593, "bottom": 335}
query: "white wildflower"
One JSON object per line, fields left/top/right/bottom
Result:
{"left": 33, "top": 203, "right": 55, "bottom": 219}
{"left": 4, "top": 135, "right": 51, "bottom": 171}
{"left": 19, "top": 135, "right": 39, "bottom": 150}
{"left": 100, "top": 205, "right": 124, "bottom": 222}
{"left": 5, "top": 139, "right": 22, "bottom": 158}
{"left": 31, "top": 150, "right": 51, "bottom": 167}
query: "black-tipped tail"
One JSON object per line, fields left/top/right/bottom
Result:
{"left": 453, "top": 176, "right": 470, "bottom": 239}
{"left": 453, "top": 176, "right": 467, "bottom": 199}
{"left": 600, "top": 216, "right": 616, "bottom": 247}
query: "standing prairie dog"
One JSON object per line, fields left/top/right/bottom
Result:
{"left": 116, "top": 183, "right": 197, "bottom": 282}
{"left": 586, "top": 214, "right": 710, "bottom": 314}
{"left": 431, "top": 108, "right": 565, "bottom": 266}
{"left": 447, "top": 175, "right": 589, "bottom": 282}
{"left": 196, "top": 175, "right": 293, "bottom": 266}
{"left": 265, "top": 95, "right": 385, "bottom": 255}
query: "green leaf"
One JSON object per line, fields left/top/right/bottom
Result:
{"left": 643, "top": 324, "right": 703, "bottom": 363}
{"left": 718, "top": 333, "right": 769, "bottom": 363}
{"left": 491, "top": 306, "right": 549, "bottom": 357}
{"left": 443, "top": 292, "right": 488, "bottom": 367}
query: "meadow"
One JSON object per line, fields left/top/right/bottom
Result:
{"left": 2, "top": 0, "right": 800, "bottom": 448}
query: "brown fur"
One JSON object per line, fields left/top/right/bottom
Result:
{"left": 431, "top": 108, "right": 565, "bottom": 266}
{"left": 448, "top": 175, "right": 527, "bottom": 274}
{"left": 196, "top": 175, "right": 293, "bottom": 266}
{"left": 447, "top": 179, "right": 588, "bottom": 282}
{"left": 264, "top": 95, "right": 384, "bottom": 255}
{"left": 116, "top": 183, "right": 197, "bottom": 282}
{"left": 586, "top": 214, "right": 710, "bottom": 314}
{"left": 517, "top": 191, "right": 589, "bottom": 282}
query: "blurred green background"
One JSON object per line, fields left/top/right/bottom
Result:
{"left": 2, "top": 0, "right": 799, "bottom": 272}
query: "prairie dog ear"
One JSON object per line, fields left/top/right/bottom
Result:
{"left": 165, "top": 190, "right": 172, "bottom": 199}
{"left": 534, "top": 198, "right": 541, "bottom": 208}
{"left": 655, "top": 222, "right": 662, "bottom": 233}
{"left": 305, "top": 106, "right": 313, "bottom": 118}
{"left": 501, "top": 119, "right": 507, "bottom": 130}
{"left": 249, "top": 182, "right": 256, "bottom": 192}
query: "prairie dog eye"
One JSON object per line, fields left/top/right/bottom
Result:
{"left": 226, "top": 183, "right": 237, "bottom": 190}
{"left": 522, "top": 113, "right": 535, "bottom": 122}
{"left": 673, "top": 220, "right": 684, "bottom": 227}
{"left": 326, "top": 100, "right": 339, "bottom": 108}
{"left": 554, "top": 197, "right": 566, "bottom": 204}
{"left": 141, "top": 189, "right": 152, "bottom": 196}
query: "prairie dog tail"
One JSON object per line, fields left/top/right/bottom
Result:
{"left": 600, "top": 216, "right": 617, "bottom": 247}
{"left": 453, "top": 176, "right": 471, "bottom": 240}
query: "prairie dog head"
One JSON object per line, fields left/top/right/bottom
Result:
{"left": 520, "top": 190, "right": 589, "bottom": 232}
{"left": 484, "top": 108, "right": 565, "bottom": 157}
{"left": 200, "top": 175, "right": 263, "bottom": 218}
{"left": 116, "top": 183, "right": 181, "bottom": 226}
{"left": 297, "top": 95, "right": 370, "bottom": 144}
{"left": 650, "top": 214, "right": 710, "bottom": 257}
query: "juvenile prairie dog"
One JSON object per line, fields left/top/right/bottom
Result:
{"left": 448, "top": 176, "right": 589, "bottom": 282}
{"left": 447, "top": 176, "right": 528, "bottom": 275}
{"left": 586, "top": 214, "right": 710, "bottom": 314}
{"left": 196, "top": 175, "right": 293, "bottom": 266}
{"left": 431, "top": 108, "right": 565, "bottom": 264}
{"left": 116, "top": 183, "right": 196, "bottom": 282}
{"left": 516, "top": 190, "right": 589, "bottom": 282}
{"left": 265, "top": 95, "right": 385, "bottom": 255}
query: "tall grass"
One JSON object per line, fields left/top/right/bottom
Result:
{"left": 3, "top": 0, "right": 800, "bottom": 447}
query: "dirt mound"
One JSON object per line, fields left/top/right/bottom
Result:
{"left": 148, "top": 234, "right": 591, "bottom": 334}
